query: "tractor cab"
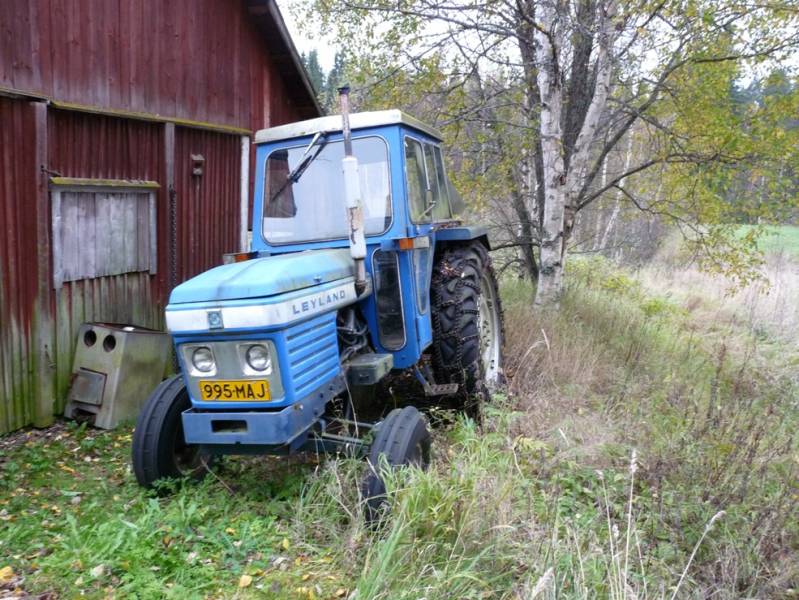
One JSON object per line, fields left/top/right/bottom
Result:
{"left": 132, "top": 101, "right": 503, "bottom": 518}
{"left": 251, "top": 109, "right": 477, "bottom": 368}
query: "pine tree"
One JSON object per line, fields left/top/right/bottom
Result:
{"left": 302, "top": 50, "right": 325, "bottom": 97}
{"left": 323, "top": 52, "right": 347, "bottom": 112}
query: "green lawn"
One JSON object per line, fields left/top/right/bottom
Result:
{"left": 0, "top": 424, "right": 344, "bottom": 598}
{"left": 737, "top": 224, "right": 799, "bottom": 257}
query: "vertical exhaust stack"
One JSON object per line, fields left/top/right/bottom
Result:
{"left": 338, "top": 86, "right": 368, "bottom": 296}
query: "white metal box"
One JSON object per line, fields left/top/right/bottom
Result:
{"left": 64, "top": 323, "right": 171, "bottom": 429}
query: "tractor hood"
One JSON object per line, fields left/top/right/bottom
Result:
{"left": 168, "top": 249, "right": 355, "bottom": 305}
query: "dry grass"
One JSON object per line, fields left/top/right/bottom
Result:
{"left": 642, "top": 246, "right": 799, "bottom": 345}
{"left": 497, "top": 251, "right": 798, "bottom": 597}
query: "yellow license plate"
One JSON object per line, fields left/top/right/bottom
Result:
{"left": 198, "top": 380, "right": 271, "bottom": 402}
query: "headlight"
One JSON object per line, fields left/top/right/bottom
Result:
{"left": 245, "top": 344, "right": 272, "bottom": 373}
{"left": 191, "top": 347, "right": 216, "bottom": 373}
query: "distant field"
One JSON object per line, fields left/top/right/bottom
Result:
{"left": 737, "top": 224, "right": 799, "bottom": 257}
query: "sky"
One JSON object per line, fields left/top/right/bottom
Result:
{"left": 277, "top": 0, "right": 337, "bottom": 72}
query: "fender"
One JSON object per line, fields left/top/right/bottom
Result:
{"left": 435, "top": 224, "right": 491, "bottom": 250}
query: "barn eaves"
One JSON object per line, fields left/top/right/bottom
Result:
{"left": 248, "top": 0, "right": 323, "bottom": 117}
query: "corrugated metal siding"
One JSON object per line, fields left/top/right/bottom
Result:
{"left": 48, "top": 109, "right": 165, "bottom": 410}
{"left": 1, "top": 0, "right": 316, "bottom": 130}
{"left": 0, "top": 98, "right": 40, "bottom": 432}
{"left": 174, "top": 127, "right": 241, "bottom": 281}
{"left": 48, "top": 109, "right": 165, "bottom": 181}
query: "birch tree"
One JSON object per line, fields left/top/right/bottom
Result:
{"left": 305, "top": 0, "right": 799, "bottom": 305}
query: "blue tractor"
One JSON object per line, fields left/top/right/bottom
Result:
{"left": 132, "top": 90, "right": 504, "bottom": 512}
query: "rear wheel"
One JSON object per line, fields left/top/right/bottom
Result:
{"left": 430, "top": 242, "right": 504, "bottom": 419}
{"left": 361, "top": 406, "right": 431, "bottom": 521}
{"left": 131, "top": 375, "right": 212, "bottom": 489}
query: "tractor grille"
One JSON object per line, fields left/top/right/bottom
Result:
{"left": 285, "top": 313, "right": 340, "bottom": 398}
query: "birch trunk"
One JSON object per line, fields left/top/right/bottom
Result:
{"left": 533, "top": 2, "right": 567, "bottom": 306}
{"left": 598, "top": 132, "right": 633, "bottom": 251}
{"left": 593, "top": 155, "right": 609, "bottom": 251}
{"left": 535, "top": 0, "right": 618, "bottom": 306}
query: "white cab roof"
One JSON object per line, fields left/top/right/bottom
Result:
{"left": 254, "top": 109, "right": 443, "bottom": 144}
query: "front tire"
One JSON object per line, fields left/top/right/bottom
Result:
{"left": 430, "top": 242, "right": 504, "bottom": 419}
{"left": 131, "top": 375, "right": 212, "bottom": 489}
{"left": 361, "top": 406, "right": 431, "bottom": 521}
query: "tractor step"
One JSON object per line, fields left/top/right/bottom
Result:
{"left": 423, "top": 382, "right": 459, "bottom": 396}
{"left": 413, "top": 365, "right": 459, "bottom": 397}
{"left": 346, "top": 353, "right": 394, "bottom": 386}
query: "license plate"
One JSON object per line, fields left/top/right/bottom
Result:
{"left": 198, "top": 379, "right": 271, "bottom": 402}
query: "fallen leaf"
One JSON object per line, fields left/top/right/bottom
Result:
{"left": 335, "top": 589, "right": 347, "bottom": 598}
{"left": 0, "top": 566, "right": 14, "bottom": 583}
{"left": 238, "top": 574, "right": 253, "bottom": 588}
{"left": 91, "top": 564, "right": 105, "bottom": 578}
{"left": 281, "top": 537, "right": 290, "bottom": 550}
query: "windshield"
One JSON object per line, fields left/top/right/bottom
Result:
{"left": 263, "top": 136, "right": 391, "bottom": 244}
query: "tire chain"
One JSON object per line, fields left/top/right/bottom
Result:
{"left": 430, "top": 242, "right": 489, "bottom": 387}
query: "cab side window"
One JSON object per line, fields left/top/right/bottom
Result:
{"left": 431, "top": 145, "right": 452, "bottom": 220}
{"left": 405, "top": 136, "right": 453, "bottom": 223}
{"left": 404, "top": 138, "right": 428, "bottom": 222}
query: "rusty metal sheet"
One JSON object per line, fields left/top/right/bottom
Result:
{"left": 174, "top": 127, "right": 242, "bottom": 282}
{"left": 0, "top": 97, "right": 40, "bottom": 433}
{"left": 1, "top": 0, "right": 317, "bottom": 131}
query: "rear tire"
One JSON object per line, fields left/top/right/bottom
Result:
{"left": 131, "top": 375, "right": 212, "bottom": 489}
{"left": 430, "top": 242, "right": 504, "bottom": 419}
{"left": 361, "top": 406, "right": 431, "bottom": 521}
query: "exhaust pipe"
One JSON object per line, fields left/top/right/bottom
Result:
{"left": 338, "top": 86, "right": 368, "bottom": 296}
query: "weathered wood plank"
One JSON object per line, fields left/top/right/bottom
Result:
{"left": 76, "top": 190, "right": 95, "bottom": 280}
{"left": 124, "top": 191, "right": 138, "bottom": 272}
{"left": 61, "top": 192, "right": 79, "bottom": 281}
{"left": 108, "top": 192, "right": 124, "bottom": 276}
{"left": 94, "top": 192, "right": 111, "bottom": 278}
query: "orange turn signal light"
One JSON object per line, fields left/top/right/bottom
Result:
{"left": 222, "top": 251, "right": 258, "bottom": 265}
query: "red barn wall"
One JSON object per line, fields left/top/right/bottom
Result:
{"left": 0, "top": 0, "right": 319, "bottom": 433}
{"left": 0, "top": 0, "right": 315, "bottom": 130}
{"left": 0, "top": 98, "right": 40, "bottom": 432}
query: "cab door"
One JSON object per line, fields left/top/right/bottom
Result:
{"left": 403, "top": 136, "right": 454, "bottom": 352}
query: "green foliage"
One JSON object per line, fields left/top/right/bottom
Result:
{"left": 0, "top": 429, "right": 335, "bottom": 598}
{"left": 300, "top": 0, "right": 799, "bottom": 289}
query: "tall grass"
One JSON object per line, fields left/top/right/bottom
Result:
{"left": 2, "top": 255, "right": 796, "bottom": 598}
{"left": 289, "top": 256, "right": 798, "bottom": 598}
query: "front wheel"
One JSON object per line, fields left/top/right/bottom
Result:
{"left": 361, "top": 406, "right": 431, "bottom": 521}
{"left": 430, "top": 242, "right": 504, "bottom": 419}
{"left": 131, "top": 375, "right": 212, "bottom": 489}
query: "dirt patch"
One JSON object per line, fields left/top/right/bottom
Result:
{"left": 0, "top": 419, "right": 109, "bottom": 455}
